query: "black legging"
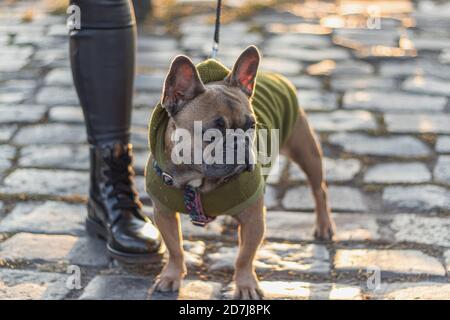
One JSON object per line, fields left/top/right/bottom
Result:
{"left": 69, "top": 0, "right": 136, "bottom": 144}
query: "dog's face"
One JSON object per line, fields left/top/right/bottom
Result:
{"left": 161, "top": 46, "right": 260, "bottom": 182}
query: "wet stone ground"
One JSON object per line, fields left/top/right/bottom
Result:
{"left": 0, "top": 0, "right": 449, "bottom": 299}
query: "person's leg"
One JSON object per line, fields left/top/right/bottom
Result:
{"left": 70, "top": 0, "right": 135, "bottom": 143}
{"left": 69, "top": 0, "right": 164, "bottom": 263}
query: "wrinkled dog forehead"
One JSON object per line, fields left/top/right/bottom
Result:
{"left": 180, "top": 83, "right": 253, "bottom": 121}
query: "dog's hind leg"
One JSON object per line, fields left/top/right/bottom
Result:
{"left": 281, "top": 109, "right": 335, "bottom": 240}
{"left": 153, "top": 203, "right": 186, "bottom": 292}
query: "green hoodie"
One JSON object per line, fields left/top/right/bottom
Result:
{"left": 145, "top": 59, "right": 298, "bottom": 216}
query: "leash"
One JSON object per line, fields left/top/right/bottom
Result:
{"left": 153, "top": 160, "right": 216, "bottom": 227}
{"left": 210, "top": 0, "right": 222, "bottom": 59}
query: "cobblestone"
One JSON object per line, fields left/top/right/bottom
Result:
{"left": 333, "top": 29, "right": 399, "bottom": 48}
{"left": 307, "top": 60, "right": 374, "bottom": 77}
{"left": 130, "top": 127, "right": 149, "bottom": 149}
{"left": 440, "top": 49, "right": 450, "bottom": 65}
{"left": 18, "top": 144, "right": 89, "bottom": 170}
{"left": 0, "top": 47, "right": 32, "bottom": 72}
{"left": 0, "top": 105, "right": 47, "bottom": 124}
{"left": 371, "top": 282, "right": 450, "bottom": 300}
{"left": 0, "top": 168, "right": 88, "bottom": 196}
{"left": 224, "top": 281, "right": 362, "bottom": 300}
{"left": 383, "top": 185, "right": 450, "bottom": 212}
{"left": 445, "top": 251, "right": 450, "bottom": 274}
{"left": 265, "top": 47, "right": 349, "bottom": 62}
{"left": 134, "top": 73, "right": 166, "bottom": 92}
{"left": 36, "top": 86, "right": 79, "bottom": 106}
{"left": 138, "top": 36, "right": 177, "bottom": 52}
{"left": 48, "top": 106, "right": 83, "bottom": 123}
{"left": 81, "top": 276, "right": 222, "bottom": 300}
{"left": 208, "top": 243, "right": 330, "bottom": 274}
{"left": 44, "top": 68, "right": 72, "bottom": 86}
{"left": 330, "top": 76, "right": 396, "bottom": 92}
{"left": 0, "top": 232, "right": 108, "bottom": 267}
{"left": 308, "top": 110, "right": 377, "bottom": 132}
{"left": 33, "top": 48, "right": 69, "bottom": 68}
{"left": 0, "top": 125, "right": 17, "bottom": 142}
{"left": 390, "top": 215, "right": 450, "bottom": 247}
{"left": 364, "top": 162, "right": 431, "bottom": 184}
{"left": 0, "top": 232, "right": 78, "bottom": 263}
{"left": 259, "top": 57, "right": 303, "bottom": 76}
{"left": 0, "top": 80, "right": 36, "bottom": 103}
{"left": 151, "top": 280, "right": 222, "bottom": 300}
{"left": 343, "top": 91, "right": 447, "bottom": 112}
{"left": 264, "top": 185, "right": 278, "bottom": 209}
{"left": 329, "top": 133, "right": 431, "bottom": 157}
{"left": 0, "top": 144, "right": 15, "bottom": 174}
{"left": 402, "top": 76, "right": 450, "bottom": 96}
{"left": 378, "top": 61, "right": 423, "bottom": 78}
{"left": 0, "top": 201, "right": 85, "bottom": 235}
{"left": 265, "top": 211, "right": 379, "bottom": 242}
{"left": 264, "top": 34, "right": 330, "bottom": 48}
{"left": 385, "top": 114, "right": 450, "bottom": 134}
{"left": 288, "top": 158, "right": 361, "bottom": 182}
{"left": 298, "top": 90, "right": 338, "bottom": 111}
{"left": 282, "top": 186, "right": 367, "bottom": 212}
{"left": 334, "top": 249, "right": 446, "bottom": 277}
{"left": 433, "top": 156, "right": 450, "bottom": 185}
{"left": 13, "top": 123, "right": 86, "bottom": 145}
{"left": 132, "top": 108, "right": 152, "bottom": 128}
{"left": 133, "top": 92, "right": 160, "bottom": 108}
{"left": 412, "top": 37, "right": 450, "bottom": 52}
{"left": 436, "top": 136, "right": 450, "bottom": 153}
{"left": 0, "top": 269, "right": 70, "bottom": 300}
{"left": 79, "top": 275, "right": 152, "bottom": 300}
{"left": 289, "top": 76, "right": 322, "bottom": 90}
{"left": 183, "top": 240, "right": 205, "bottom": 268}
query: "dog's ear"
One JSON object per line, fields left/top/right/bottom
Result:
{"left": 162, "top": 55, "right": 206, "bottom": 117}
{"left": 226, "top": 45, "right": 260, "bottom": 97}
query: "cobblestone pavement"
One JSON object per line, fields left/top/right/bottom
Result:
{"left": 0, "top": 0, "right": 449, "bottom": 300}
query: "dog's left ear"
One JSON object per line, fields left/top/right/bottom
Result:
{"left": 226, "top": 45, "right": 260, "bottom": 97}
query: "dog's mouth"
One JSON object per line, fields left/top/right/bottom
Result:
{"left": 203, "top": 163, "right": 254, "bottom": 184}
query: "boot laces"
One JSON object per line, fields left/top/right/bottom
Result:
{"left": 103, "top": 149, "right": 142, "bottom": 212}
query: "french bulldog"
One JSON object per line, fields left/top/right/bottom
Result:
{"left": 149, "top": 46, "right": 335, "bottom": 299}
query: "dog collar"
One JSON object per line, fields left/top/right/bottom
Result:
{"left": 152, "top": 160, "right": 216, "bottom": 227}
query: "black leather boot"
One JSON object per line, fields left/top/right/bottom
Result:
{"left": 86, "top": 141, "right": 164, "bottom": 263}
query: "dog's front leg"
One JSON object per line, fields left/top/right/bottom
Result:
{"left": 153, "top": 204, "right": 186, "bottom": 292}
{"left": 233, "top": 196, "right": 265, "bottom": 300}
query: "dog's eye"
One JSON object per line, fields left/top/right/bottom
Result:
{"left": 215, "top": 117, "right": 226, "bottom": 129}
{"left": 245, "top": 117, "right": 256, "bottom": 130}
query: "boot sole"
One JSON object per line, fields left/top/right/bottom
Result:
{"left": 85, "top": 216, "right": 165, "bottom": 265}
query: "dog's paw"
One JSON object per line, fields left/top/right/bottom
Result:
{"left": 154, "top": 273, "right": 183, "bottom": 292}
{"left": 233, "top": 283, "right": 264, "bottom": 300}
{"left": 153, "top": 262, "right": 186, "bottom": 292}
{"left": 233, "top": 273, "right": 264, "bottom": 300}
{"left": 314, "top": 218, "right": 335, "bottom": 241}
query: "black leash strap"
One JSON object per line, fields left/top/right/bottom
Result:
{"left": 211, "top": 0, "right": 222, "bottom": 59}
